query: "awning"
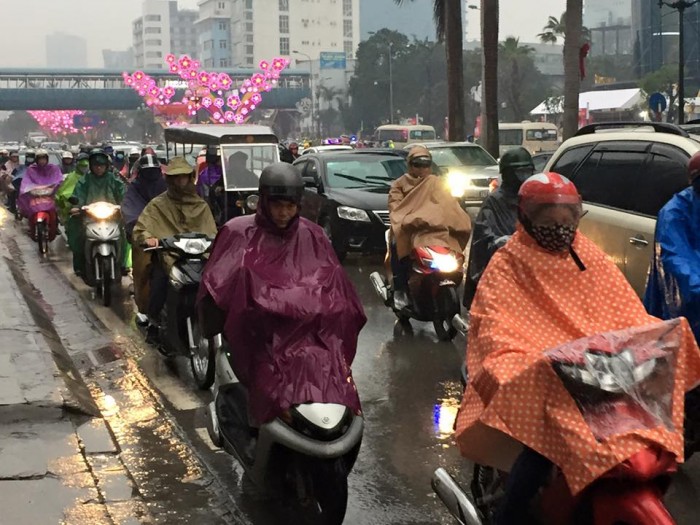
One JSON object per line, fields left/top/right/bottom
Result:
{"left": 531, "top": 88, "right": 644, "bottom": 115}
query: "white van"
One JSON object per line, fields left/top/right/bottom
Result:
{"left": 375, "top": 124, "right": 436, "bottom": 147}
{"left": 498, "top": 122, "right": 559, "bottom": 157}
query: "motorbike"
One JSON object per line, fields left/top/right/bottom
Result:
{"left": 23, "top": 184, "right": 59, "bottom": 257}
{"left": 204, "top": 339, "right": 364, "bottom": 524}
{"left": 73, "top": 199, "right": 123, "bottom": 307}
{"left": 370, "top": 238, "right": 464, "bottom": 341}
{"left": 432, "top": 323, "right": 684, "bottom": 525}
{"left": 142, "top": 233, "right": 218, "bottom": 389}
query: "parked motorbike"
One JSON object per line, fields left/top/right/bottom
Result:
{"left": 24, "top": 184, "right": 59, "bottom": 257}
{"left": 204, "top": 341, "right": 364, "bottom": 524}
{"left": 370, "top": 242, "right": 464, "bottom": 341}
{"left": 72, "top": 199, "right": 123, "bottom": 307}
{"left": 142, "top": 233, "right": 218, "bottom": 389}
{"left": 432, "top": 324, "right": 684, "bottom": 525}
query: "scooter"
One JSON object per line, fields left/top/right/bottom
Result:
{"left": 204, "top": 341, "right": 364, "bottom": 524}
{"left": 24, "top": 184, "right": 58, "bottom": 257}
{"left": 77, "top": 200, "right": 123, "bottom": 307}
{"left": 142, "top": 233, "right": 218, "bottom": 389}
{"left": 432, "top": 325, "right": 682, "bottom": 525}
{"left": 370, "top": 241, "right": 464, "bottom": 341}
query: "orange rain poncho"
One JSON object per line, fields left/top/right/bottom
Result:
{"left": 455, "top": 226, "right": 700, "bottom": 495}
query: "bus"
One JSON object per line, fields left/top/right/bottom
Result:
{"left": 375, "top": 124, "right": 436, "bottom": 147}
{"left": 498, "top": 122, "right": 559, "bottom": 157}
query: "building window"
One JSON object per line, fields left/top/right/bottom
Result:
{"left": 246, "top": 0, "right": 253, "bottom": 8}
{"left": 220, "top": 40, "right": 228, "bottom": 49}
{"left": 246, "top": 34, "right": 254, "bottom": 43}
{"left": 279, "top": 0, "right": 289, "bottom": 11}
{"left": 344, "top": 40, "right": 354, "bottom": 58}
{"left": 343, "top": 0, "right": 352, "bottom": 17}
{"left": 218, "top": 1, "right": 226, "bottom": 8}
{"left": 145, "top": 27, "right": 162, "bottom": 34}
{"left": 247, "top": 57, "right": 254, "bottom": 66}
{"left": 279, "top": 15, "right": 289, "bottom": 33}
{"left": 145, "top": 39, "right": 162, "bottom": 46}
{"left": 279, "top": 36, "right": 290, "bottom": 55}
{"left": 343, "top": 20, "right": 352, "bottom": 38}
{"left": 145, "top": 14, "right": 161, "bottom": 22}
{"left": 146, "top": 51, "right": 163, "bottom": 58}
{"left": 246, "top": 45, "right": 254, "bottom": 55}
{"left": 246, "top": 22, "right": 253, "bottom": 32}
{"left": 219, "top": 21, "right": 227, "bottom": 31}
{"left": 245, "top": 11, "right": 253, "bottom": 20}
{"left": 219, "top": 58, "right": 229, "bottom": 67}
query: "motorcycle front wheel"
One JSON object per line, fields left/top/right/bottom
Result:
{"left": 303, "top": 458, "right": 349, "bottom": 525}
{"left": 189, "top": 317, "right": 216, "bottom": 390}
{"left": 101, "top": 257, "right": 113, "bottom": 307}
{"left": 433, "top": 286, "right": 459, "bottom": 341}
{"left": 36, "top": 221, "right": 48, "bottom": 257}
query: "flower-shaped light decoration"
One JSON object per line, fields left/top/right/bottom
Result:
{"left": 28, "top": 110, "right": 93, "bottom": 135}
{"left": 123, "top": 55, "right": 290, "bottom": 124}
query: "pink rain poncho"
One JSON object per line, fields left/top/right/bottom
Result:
{"left": 198, "top": 209, "right": 366, "bottom": 425}
{"left": 17, "top": 163, "right": 63, "bottom": 217}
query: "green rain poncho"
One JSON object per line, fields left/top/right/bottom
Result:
{"left": 65, "top": 171, "right": 126, "bottom": 274}
{"left": 131, "top": 181, "right": 217, "bottom": 313}
{"left": 55, "top": 170, "right": 85, "bottom": 224}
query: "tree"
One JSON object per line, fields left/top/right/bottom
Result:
{"left": 563, "top": 1, "right": 584, "bottom": 140}
{"left": 538, "top": 12, "right": 590, "bottom": 45}
{"left": 498, "top": 38, "right": 547, "bottom": 122}
{"left": 317, "top": 85, "right": 343, "bottom": 136}
{"left": 481, "top": 0, "right": 500, "bottom": 157}
{"left": 640, "top": 65, "right": 678, "bottom": 122}
{"left": 0, "top": 112, "right": 40, "bottom": 141}
{"left": 394, "top": 0, "right": 465, "bottom": 140}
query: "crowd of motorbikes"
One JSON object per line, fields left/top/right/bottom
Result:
{"left": 1, "top": 142, "right": 698, "bottom": 525}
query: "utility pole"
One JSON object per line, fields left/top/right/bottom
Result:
{"left": 658, "top": 0, "right": 700, "bottom": 124}
{"left": 388, "top": 42, "right": 394, "bottom": 124}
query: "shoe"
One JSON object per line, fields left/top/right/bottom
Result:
{"left": 135, "top": 313, "right": 149, "bottom": 327}
{"left": 393, "top": 290, "right": 410, "bottom": 311}
{"left": 145, "top": 323, "right": 161, "bottom": 346}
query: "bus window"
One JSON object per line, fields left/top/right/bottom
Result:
{"left": 499, "top": 129, "right": 523, "bottom": 146}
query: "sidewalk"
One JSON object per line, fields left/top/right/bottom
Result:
{"left": 0, "top": 253, "right": 147, "bottom": 524}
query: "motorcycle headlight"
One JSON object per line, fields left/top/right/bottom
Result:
{"left": 446, "top": 172, "right": 468, "bottom": 198}
{"left": 86, "top": 202, "right": 119, "bottom": 220}
{"left": 174, "top": 238, "right": 212, "bottom": 255}
{"left": 246, "top": 194, "right": 259, "bottom": 211}
{"left": 555, "top": 349, "right": 658, "bottom": 394}
{"left": 337, "top": 206, "right": 371, "bottom": 222}
{"left": 430, "top": 252, "right": 459, "bottom": 273}
{"left": 30, "top": 186, "right": 55, "bottom": 197}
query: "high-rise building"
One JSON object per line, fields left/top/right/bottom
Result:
{"left": 229, "top": 0, "right": 360, "bottom": 68}
{"left": 195, "top": 0, "right": 233, "bottom": 69}
{"left": 103, "top": 49, "right": 135, "bottom": 70}
{"left": 584, "top": 0, "right": 633, "bottom": 56}
{"left": 132, "top": 0, "right": 198, "bottom": 70}
{"left": 46, "top": 33, "right": 88, "bottom": 68}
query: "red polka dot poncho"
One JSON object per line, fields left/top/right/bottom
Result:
{"left": 455, "top": 226, "right": 700, "bottom": 495}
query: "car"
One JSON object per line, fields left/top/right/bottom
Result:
{"left": 405, "top": 141, "right": 499, "bottom": 208}
{"left": 543, "top": 122, "right": 700, "bottom": 297}
{"left": 300, "top": 145, "right": 354, "bottom": 155}
{"left": 294, "top": 151, "right": 408, "bottom": 260}
{"left": 40, "top": 141, "right": 67, "bottom": 151}
{"left": 532, "top": 152, "right": 554, "bottom": 172}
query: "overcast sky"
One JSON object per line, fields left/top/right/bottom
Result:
{"left": 0, "top": 0, "right": 566, "bottom": 68}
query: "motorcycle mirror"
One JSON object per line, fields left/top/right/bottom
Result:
{"left": 68, "top": 196, "right": 79, "bottom": 205}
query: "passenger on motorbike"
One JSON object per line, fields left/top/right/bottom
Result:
{"left": 17, "top": 149, "right": 62, "bottom": 241}
{"left": 67, "top": 149, "right": 126, "bottom": 277}
{"left": 121, "top": 147, "right": 141, "bottom": 180}
{"left": 55, "top": 153, "right": 90, "bottom": 224}
{"left": 132, "top": 157, "right": 216, "bottom": 345}
{"left": 455, "top": 172, "right": 700, "bottom": 524}
{"left": 463, "top": 147, "right": 534, "bottom": 309}
{"left": 0, "top": 150, "right": 21, "bottom": 213}
{"left": 197, "top": 163, "right": 366, "bottom": 426}
{"left": 60, "top": 151, "right": 75, "bottom": 175}
{"left": 388, "top": 145, "right": 471, "bottom": 310}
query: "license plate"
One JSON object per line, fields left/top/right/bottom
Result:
{"left": 479, "top": 190, "right": 489, "bottom": 198}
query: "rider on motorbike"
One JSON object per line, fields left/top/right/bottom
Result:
{"left": 55, "top": 153, "right": 89, "bottom": 224}
{"left": 67, "top": 149, "right": 126, "bottom": 277}
{"left": 463, "top": 147, "right": 534, "bottom": 309}
{"left": 60, "top": 151, "right": 75, "bottom": 175}
{"left": 454, "top": 172, "right": 700, "bottom": 524}
{"left": 17, "top": 149, "right": 63, "bottom": 241}
{"left": 132, "top": 157, "right": 217, "bottom": 344}
{"left": 197, "top": 162, "right": 366, "bottom": 426}
{"left": 388, "top": 145, "right": 471, "bottom": 310}
{"left": 0, "top": 150, "right": 21, "bottom": 213}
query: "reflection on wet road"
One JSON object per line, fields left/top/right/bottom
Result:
{"left": 3, "top": 215, "right": 700, "bottom": 524}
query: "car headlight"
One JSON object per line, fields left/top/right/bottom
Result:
{"left": 430, "top": 252, "right": 459, "bottom": 273}
{"left": 86, "top": 201, "right": 119, "bottom": 220}
{"left": 446, "top": 172, "right": 468, "bottom": 198}
{"left": 337, "top": 206, "right": 371, "bottom": 222}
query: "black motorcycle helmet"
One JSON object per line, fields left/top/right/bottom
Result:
{"left": 88, "top": 148, "right": 110, "bottom": 167}
{"left": 258, "top": 162, "right": 304, "bottom": 204}
{"left": 500, "top": 147, "right": 535, "bottom": 189}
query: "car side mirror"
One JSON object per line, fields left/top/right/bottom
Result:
{"left": 302, "top": 175, "right": 318, "bottom": 187}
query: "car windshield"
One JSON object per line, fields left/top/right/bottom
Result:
{"left": 326, "top": 157, "right": 407, "bottom": 189}
{"left": 430, "top": 146, "right": 496, "bottom": 168}
{"left": 526, "top": 129, "right": 558, "bottom": 141}
{"left": 220, "top": 144, "right": 280, "bottom": 190}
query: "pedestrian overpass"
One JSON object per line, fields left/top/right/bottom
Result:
{"left": 0, "top": 68, "right": 310, "bottom": 111}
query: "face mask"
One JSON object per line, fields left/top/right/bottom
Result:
{"left": 77, "top": 162, "right": 89, "bottom": 174}
{"left": 529, "top": 223, "right": 577, "bottom": 253}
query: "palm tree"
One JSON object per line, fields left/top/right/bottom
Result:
{"left": 499, "top": 37, "right": 535, "bottom": 121}
{"left": 394, "top": 0, "right": 465, "bottom": 141}
{"left": 481, "top": 0, "right": 500, "bottom": 158}
{"left": 538, "top": 13, "right": 566, "bottom": 44}
{"left": 563, "top": 0, "right": 583, "bottom": 140}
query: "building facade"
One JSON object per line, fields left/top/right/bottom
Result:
{"left": 195, "top": 0, "right": 233, "bottom": 69}
{"left": 170, "top": 4, "right": 199, "bottom": 58}
{"left": 102, "top": 49, "right": 135, "bottom": 70}
{"left": 46, "top": 33, "right": 88, "bottom": 68}
{"left": 584, "top": 0, "right": 633, "bottom": 57}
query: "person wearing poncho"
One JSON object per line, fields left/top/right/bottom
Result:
{"left": 455, "top": 172, "right": 700, "bottom": 524}
{"left": 56, "top": 153, "right": 90, "bottom": 224}
{"left": 17, "top": 150, "right": 63, "bottom": 241}
{"left": 132, "top": 156, "right": 216, "bottom": 340}
{"left": 67, "top": 149, "right": 125, "bottom": 276}
{"left": 197, "top": 163, "right": 366, "bottom": 426}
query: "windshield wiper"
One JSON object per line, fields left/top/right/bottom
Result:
{"left": 333, "top": 173, "right": 390, "bottom": 187}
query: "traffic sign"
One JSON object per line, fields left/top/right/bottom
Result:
{"left": 649, "top": 92, "right": 667, "bottom": 113}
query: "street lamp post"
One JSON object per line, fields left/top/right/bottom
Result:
{"left": 658, "top": 0, "right": 700, "bottom": 124}
{"left": 293, "top": 50, "right": 315, "bottom": 138}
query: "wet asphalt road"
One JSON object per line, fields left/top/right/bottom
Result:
{"left": 2, "top": 213, "right": 700, "bottom": 524}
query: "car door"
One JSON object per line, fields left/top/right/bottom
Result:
{"left": 555, "top": 141, "right": 653, "bottom": 296}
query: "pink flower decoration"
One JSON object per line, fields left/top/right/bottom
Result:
{"left": 214, "top": 98, "right": 225, "bottom": 108}
{"left": 166, "top": 54, "right": 176, "bottom": 63}
{"left": 225, "top": 111, "right": 235, "bottom": 121}
{"left": 202, "top": 97, "right": 213, "bottom": 108}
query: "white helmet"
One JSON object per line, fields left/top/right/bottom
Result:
{"left": 62, "top": 151, "right": 74, "bottom": 159}
{"left": 129, "top": 147, "right": 141, "bottom": 156}
{"left": 138, "top": 154, "right": 160, "bottom": 169}
{"left": 35, "top": 148, "right": 49, "bottom": 158}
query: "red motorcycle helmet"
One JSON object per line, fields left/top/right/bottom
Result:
{"left": 518, "top": 172, "right": 582, "bottom": 218}
{"left": 688, "top": 151, "right": 700, "bottom": 182}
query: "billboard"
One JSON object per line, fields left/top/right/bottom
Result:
{"left": 320, "top": 52, "right": 347, "bottom": 70}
